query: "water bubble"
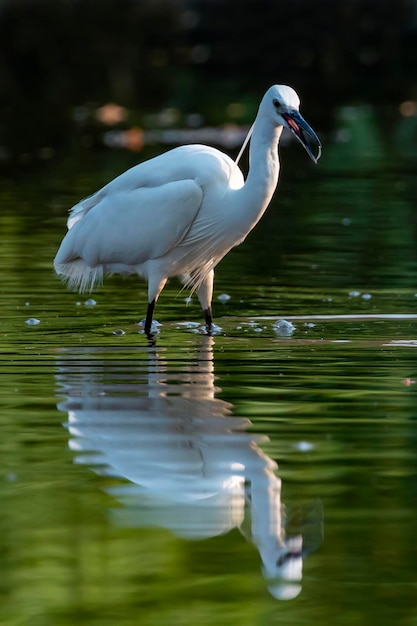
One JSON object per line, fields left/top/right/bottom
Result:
{"left": 177, "top": 321, "right": 200, "bottom": 329}
{"left": 342, "top": 217, "right": 351, "bottom": 226}
{"left": 138, "top": 319, "right": 162, "bottom": 333}
{"left": 304, "top": 322, "right": 316, "bottom": 328}
{"left": 348, "top": 290, "right": 361, "bottom": 297}
{"left": 112, "top": 329, "right": 125, "bottom": 336}
{"left": 184, "top": 296, "right": 192, "bottom": 304}
{"left": 217, "top": 293, "right": 231, "bottom": 303}
{"left": 25, "top": 318, "right": 40, "bottom": 325}
{"left": 198, "top": 322, "right": 222, "bottom": 335}
{"left": 84, "top": 298, "right": 97, "bottom": 307}
{"left": 362, "top": 293, "right": 372, "bottom": 300}
{"left": 273, "top": 319, "right": 296, "bottom": 336}
{"left": 294, "top": 441, "right": 314, "bottom": 452}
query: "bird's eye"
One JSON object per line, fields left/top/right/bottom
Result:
{"left": 273, "top": 99, "right": 281, "bottom": 109}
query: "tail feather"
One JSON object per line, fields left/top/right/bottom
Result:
{"left": 54, "top": 259, "right": 103, "bottom": 293}
{"left": 180, "top": 260, "right": 214, "bottom": 297}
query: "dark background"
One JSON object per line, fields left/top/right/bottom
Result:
{"left": 1, "top": 0, "right": 417, "bottom": 168}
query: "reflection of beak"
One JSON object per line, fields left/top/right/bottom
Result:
{"left": 282, "top": 110, "right": 322, "bottom": 164}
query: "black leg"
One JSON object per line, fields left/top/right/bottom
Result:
{"left": 144, "top": 299, "right": 155, "bottom": 338}
{"left": 203, "top": 306, "right": 213, "bottom": 335}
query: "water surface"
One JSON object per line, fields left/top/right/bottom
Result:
{"left": 1, "top": 142, "right": 417, "bottom": 625}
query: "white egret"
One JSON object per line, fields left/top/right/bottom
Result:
{"left": 54, "top": 84, "right": 321, "bottom": 336}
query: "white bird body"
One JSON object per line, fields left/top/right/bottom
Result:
{"left": 58, "top": 337, "right": 309, "bottom": 599}
{"left": 54, "top": 85, "right": 321, "bottom": 335}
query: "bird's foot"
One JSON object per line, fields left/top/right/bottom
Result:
{"left": 138, "top": 320, "right": 160, "bottom": 336}
{"left": 138, "top": 299, "right": 161, "bottom": 339}
{"left": 203, "top": 307, "right": 213, "bottom": 336}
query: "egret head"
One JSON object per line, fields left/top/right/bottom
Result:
{"left": 266, "top": 84, "right": 322, "bottom": 164}
{"left": 260, "top": 533, "right": 304, "bottom": 600}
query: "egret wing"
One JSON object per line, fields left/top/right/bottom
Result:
{"left": 56, "top": 179, "right": 203, "bottom": 268}
{"left": 66, "top": 143, "right": 236, "bottom": 230}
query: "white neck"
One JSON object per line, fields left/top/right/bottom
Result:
{"left": 231, "top": 114, "right": 282, "bottom": 238}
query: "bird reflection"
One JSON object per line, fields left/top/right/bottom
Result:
{"left": 56, "top": 337, "right": 321, "bottom": 600}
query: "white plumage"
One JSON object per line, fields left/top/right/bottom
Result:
{"left": 54, "top": 84, "right": 321, "bottom": 336}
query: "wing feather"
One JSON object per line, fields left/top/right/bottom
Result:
{"left": 55, "top": 143, "right": 240, "bottom": 292}
{"left": 55, "top": 179, "right": 203, "bottom": 282}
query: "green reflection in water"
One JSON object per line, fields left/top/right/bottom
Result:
{"left": 1, "top": 139, "right": 417, "bottom": 625}
{"left": 0, "top": 330, "right": 417, "bottom": 625}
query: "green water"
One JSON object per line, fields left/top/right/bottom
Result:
{"left": 1, "top": 133, "right": 417, "bottom": 625}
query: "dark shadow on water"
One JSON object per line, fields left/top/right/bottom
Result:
{"left": 55, "top": 337, "right": 323, "bottom": 600}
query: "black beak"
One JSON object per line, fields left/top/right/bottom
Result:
{"left": 282, "top": 110, "right": 322, "bottom": 164}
